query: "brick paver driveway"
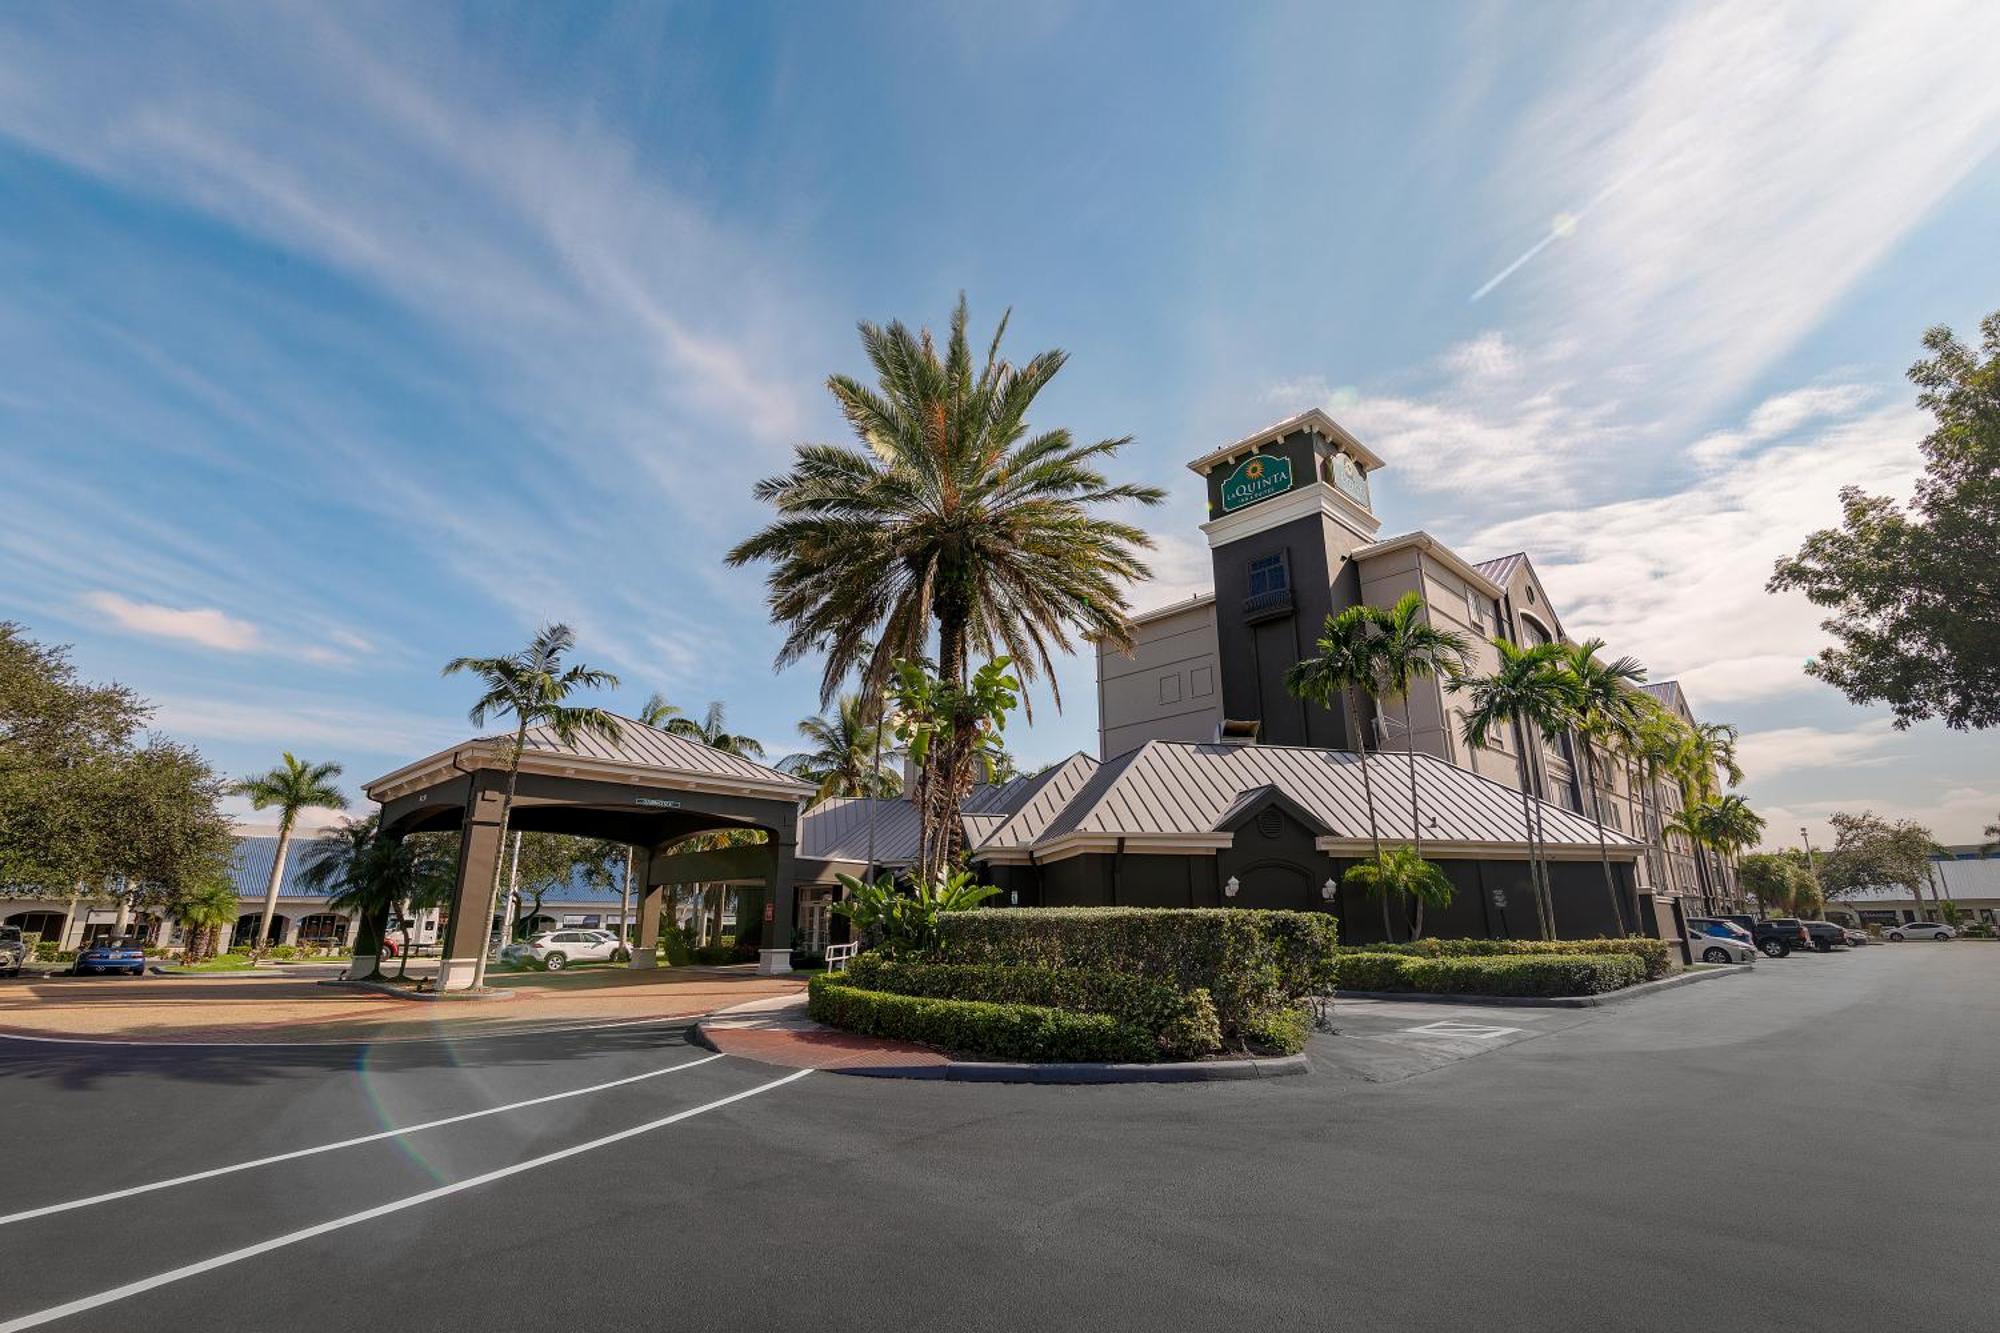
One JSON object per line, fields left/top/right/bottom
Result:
{"left": 0, "top": 967, "right": 805, "bottom": 1044}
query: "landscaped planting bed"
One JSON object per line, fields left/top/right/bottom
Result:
{"left": 807, "top": 974, "right": 1156, "bottom": 1063}
{"left": 809, "top": 907, "right": 1340, "bottom": 1062}
{"left": 1335, "top": 950, "right": 1648, "bottom": 997}
{"left": 1345, "top": 936, "right": 1674, "bottom": 981}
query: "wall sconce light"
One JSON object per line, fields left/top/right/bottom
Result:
{"left": 1321, "top": 878, "right": 1338, "bottom": 902}
{"left": 1224, "top": 876, "right": 1240, "bottom": 899}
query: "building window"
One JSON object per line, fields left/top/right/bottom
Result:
{"left": 1159, "top": 673, "right": 1182, "bottom": 704}
{"left": 1248, "top": 554, "right": 1288, "bottom": 598}
{"left": 1463, "top": 589, "right": 1484, "bottom": 633}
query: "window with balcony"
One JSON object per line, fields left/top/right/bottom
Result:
{"left": 1243, "top": 553, "right": 1294, "bottom": 621}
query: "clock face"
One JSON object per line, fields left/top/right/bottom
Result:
{"left": 1330, "top": 451, "right": 1371, "bottom": 508}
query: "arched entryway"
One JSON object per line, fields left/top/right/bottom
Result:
{"left": 296, "top": 913, "right": 349, "bottom": 947}
{"left": 233, "top": 913, "right": 288, "bottom": 948}
{"left": 5, "top": 910, "right": 68, "bottom": 943}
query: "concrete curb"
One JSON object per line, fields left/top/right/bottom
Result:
{"left": 315, "top": 978, "right": 518, "bottom": 1002}
{"left": 690, "top": 1018, "right": 1307, "bottom": 1083}
{"left": 1333, "top": 963, "right": 1752, "bottom": 1009}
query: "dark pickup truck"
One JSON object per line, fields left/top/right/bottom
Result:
{"left": 1720, "top": 914, "right": 1814, "bottom": 958}
{"left": 1801, "top": 921, "right": 1849, "bottom": 952}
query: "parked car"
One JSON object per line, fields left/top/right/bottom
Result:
{"left": 74, "top": 938, "right": 147, "bottom": 977}
{"left": 1841, "top": 927, "right": 1870, "bottom": 946}
{"left": 1687, "top": 917, "right": 1754, "bottom": 946}
{"left": 1885, "top": 921, "right": 1956, "bottom": 942}
{"left": 1719, "top": 914, "right": 1812, "bottom": 958}
{"left": 1802, "top": 921, "right": 1849, "bottom": 952}
{"left": 1685, "top": 926, "right": 1756, "bottom": 965}
{"left": 0, "top": 926, "right": 27, "bottom": 977}
{"left": 500, "top": 929, "right": 630, "bottom": 971}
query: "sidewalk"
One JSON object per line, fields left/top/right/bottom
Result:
{"left": 697, "top": 991, "right": 948, "bottom": 1071}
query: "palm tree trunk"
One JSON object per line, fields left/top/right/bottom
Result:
{"left": 620, "top": 847, "right": 634, "bottom": 949}
{"left": 255, "top": 816, "right": 294, "bottom": 956}
{"left": 1405, "top": 735, "right": 1425, "bottom": 940}
{"left": 472, "top": 728, "right": 527, "bottom": 991}
{"left": 1583, "top": 742, "right": 1625, "bottom": 934}
{"left": 1347, "top": 685, "right": 1389, "bottom": 942}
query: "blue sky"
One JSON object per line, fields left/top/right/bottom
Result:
{"left": 3, "top": 1, "right": 1997, "bottom": 844}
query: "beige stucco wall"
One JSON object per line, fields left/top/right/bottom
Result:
{"left": 1096, "top": 597, "right": 1224, "bottom": 759}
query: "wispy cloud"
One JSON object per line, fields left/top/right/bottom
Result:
{"left": 84, "top": 591, "right": 261, "bottom": 652}
{"left": 1465, "top": 390, "right": 1926, "bottom": 709}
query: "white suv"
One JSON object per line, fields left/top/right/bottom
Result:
{"left": 501, "top": 930, "right": 629, "bottom": 971}
{"left": 1885, "top": 921, "right": 1956, "bottom": 942}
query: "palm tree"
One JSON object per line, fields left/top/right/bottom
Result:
{"left": 1630, "top": 700, "right": 1692, "bottom": 895}
{"left": 233, "top": 753, "right": 346, "bottom": 956}
{"left": 664, "top": 700, "right": 765, "bottom": 759}
{"left": 443, "top": 623, "right": 622, "bottom": 989}
{"left": 1344, "top": 844, "right": 1457, "bottom": 940}
{"left": 1983, "top": 818, "right": 2000, "bottom": 856}
{"left": 1286, "top": 605, "right": 1390, "bottom": 936}
{"left": 1561, "top": 640, "right": 1649, "bottom": 934}
{"left": 1672, "top": 721, "right": 1744, "bottom": 906}
{"left": 727, "top": 295, "right": 1163, "bottom": 868}
{"left": 298, "top": 817, "right": 453, "bottom": 982}
{"left": 792, "top": 695, "right": 900, "bottom": 800}
{"left": 638, "top": 692, "right": 683, "bottom": 731}
{"left": 1367, "top": 593, "right": 1473, "bottom": 866}
{"left": 1668, "top": 795, "right": 1766, "bottom": 914}
{"left": 171, "top": 878, "right": 239, "bottom": 964}
{"left": 1455, "top": 640, "right": 1579, "bottom": 940}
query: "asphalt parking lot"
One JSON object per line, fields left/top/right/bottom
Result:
{"left": 4, "top": 945, "right": 1995, "bottom": 1332}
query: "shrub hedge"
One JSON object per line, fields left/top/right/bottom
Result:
{"left": 1335, "top": 951, "right": 1646, "bottom": 997}
{"left": 843, "top": 955, "right": 1222, "bottom": 1059}
{"left": 1347, "top": 937, "right": 1673, "bottom": 980}
{"left": 807, "top": 975, "right": 1156, "bottom": 1063}
{"left": 931, "top": 908, "right": 1339, "bottom": 1044}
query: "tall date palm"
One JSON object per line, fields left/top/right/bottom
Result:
{"left": 729, "top": 296, "right": 1163, "bottom": 870}
{"left": 443, "top": 623, "right": 621, "bottom": 989}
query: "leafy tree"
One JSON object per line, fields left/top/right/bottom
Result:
{"left": 0, "top": 624, "right": 231, "bottom": 922}
{"left": 1454, "top": 640, "right": 1580, "bottom": 939}
{"left": 1367, "top": 593, "right": 1474, "bottom": 869}
{"left": 728, "top": 297, "right": 1162, "bottom": 877}
{"left": 443, "top": 623, "right": 622, "bottom": 988}
{"left": 233, "top": 752, "right": 346, "bottom": 953}
{"left": 1560, "top": 640, "right": 1649, "bottom": 933}
{"left": 1738, "top": 852, "right": 1799, "bottom": 916}
{"left": 789, "top": 695, "right": 899, "bottom": 800}
{"left": 1285, "top": 604, "right": 1391, "bottom": 872}
{"left": 1769, "top": 312, "right": 2000, "bottom": 729}
{"left": 1984, "top": 818, "right": 1999, "bottom": 856}
{"left": 1815, "top": 811, "right": 1935, "bottom": 909}
{"left": 1342, "top": 844, "right": 1456, "bottom": 941}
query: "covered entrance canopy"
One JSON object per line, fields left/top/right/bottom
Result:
{"left": 365, "top": 717, "right": 814, "bottom": 990}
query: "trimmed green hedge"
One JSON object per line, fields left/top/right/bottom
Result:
{"left": 1336, "top": 952, "right": 1646, "bottom": 997}
{"left": 843, "top": 955, "right": 1222, "bottom": 1059}
{"left": 807, "top": 975, "right": 1155, "bottom": 1063}
{"left": 1348, "top": 937, "right": 1673, "bottom": 981}
{"left": 931, "top": 908, "right": 1338, "bottom": 1044}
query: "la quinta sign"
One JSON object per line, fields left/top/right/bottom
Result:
{"left": 1218, "top": 453, "right": 1294, "bottom": 512}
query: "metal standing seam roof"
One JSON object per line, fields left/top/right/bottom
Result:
{"left": 487, "top": 715, "right": 808, "bottom": 787}
{"left": 1472, "top": 552, "right": 1528, "bottom": 587}
{"left": 1034, "top": 740, "right": 1639, "bottom": 850}
{"left": 795, "top": 754, "right": 1104, "bottom": 866}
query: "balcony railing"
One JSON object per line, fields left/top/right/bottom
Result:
{"left": 1242, "top": 586, "right": 1294, "bottom": 622}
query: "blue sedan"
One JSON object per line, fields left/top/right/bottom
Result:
{"left": 74, "top": 939, "right": 148, "bottom": 977}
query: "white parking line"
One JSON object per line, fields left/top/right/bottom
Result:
{"left": 0, "top": 1067, "right": 813, "bottom": 1332}
{"left": 0, "top": 1053, "right": 724, "bottom": 1228}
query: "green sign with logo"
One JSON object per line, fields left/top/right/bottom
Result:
{"left": 1218, "top": 453, "right": 1295, "bottom": 512}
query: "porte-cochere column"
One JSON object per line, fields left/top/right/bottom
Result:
{"left": 438, "top": 776, "right": 509, "bottom": 990}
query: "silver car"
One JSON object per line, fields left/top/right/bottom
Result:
{"left": 500, "top": 929, "right": 629, "bottom": 971}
